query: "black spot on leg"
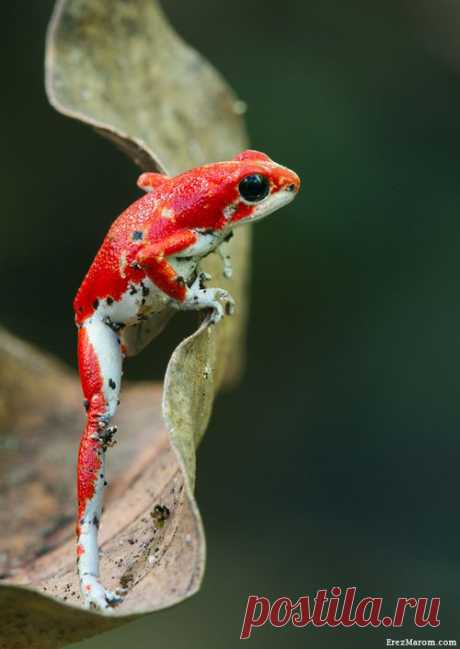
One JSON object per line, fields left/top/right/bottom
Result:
{"left": 224, "top": 231, "right": 234, "bottom": 242}
{"left": 100, "top": 426, "right": 117, "bottom": 451}
{"left": 109, "top": 378, "right": 116, "bottom": 390}
{"left": 92, "top": 299, "right": 99, "bottom": 310}
{"left": 92, "top": 515, "right": 100, "bottom": 529}
{"left": 141, "top": 284, "right": 150, "bottom": 297}
{"left": 106, "top": 296, "right": 114, "bottom": 305}
{"left": 129, "top": 284, "right": 138, "bottom": 295}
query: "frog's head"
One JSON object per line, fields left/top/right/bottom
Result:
{"left": 163, "top": 150, "right": 300, "bottom": 232}
{"left": 210, "top": 150, "right": 301, "bottom": 230}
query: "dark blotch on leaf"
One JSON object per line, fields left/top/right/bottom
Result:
{"left": 151, "top": 504, "right": 170, "bottom": 528}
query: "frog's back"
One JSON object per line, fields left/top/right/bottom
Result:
{"left": 73, "top": 193, "right": 162, "bottom": 322}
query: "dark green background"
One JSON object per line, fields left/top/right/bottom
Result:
{"left": 2, "top": 1, "right": 459, "bottom": 646}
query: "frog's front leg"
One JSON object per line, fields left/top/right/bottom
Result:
{"left": 180, "top": 271, "right": 235, "bottom": 324}
{"left": 136, "top": 230, "right": 235, "bottom": 325}
{"left": 77, "top": 316, "right": 123, "bottom": 611}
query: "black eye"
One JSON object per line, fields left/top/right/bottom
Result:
{"left": 238, "top": 174, "right": 270, "bottom": 203}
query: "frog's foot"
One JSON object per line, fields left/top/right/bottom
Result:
{"left": 81, "top": 575, "right": 124, "bottom": 612}
{"left": 206, "top": 288, "right": 235, "bottom": 324}
{"left": 180, "top": 273, "right": 235, "bottom": 325}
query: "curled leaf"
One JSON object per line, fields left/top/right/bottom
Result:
{"left": 0, "top": 0, "right": 249, "bottom": 646}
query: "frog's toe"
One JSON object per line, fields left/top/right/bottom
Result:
{"left": 81, "top": 577, "right": 123, "bottom": 613}
{"left": 105, "top": 589, "right": 123, "bottom": 605}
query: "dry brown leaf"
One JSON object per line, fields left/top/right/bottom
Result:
{"left": 0, "top": 0, "right": 250, "bottom": 646}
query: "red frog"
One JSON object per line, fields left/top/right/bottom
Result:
{"left": 74, "top": 150, "right": 300, "bottom": 610}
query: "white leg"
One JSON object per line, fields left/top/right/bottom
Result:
{"left": 77, "top": 316, "right": 124, "bottom": 611}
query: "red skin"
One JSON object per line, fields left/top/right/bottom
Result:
{"left": 76, "top": 325, "right": 105, "bottom": 534}
{"left": 74, "top": 150, "right": 299, "bottom": 323}
{"left": 73, "top": 150, "right": 300, "bottom": 607}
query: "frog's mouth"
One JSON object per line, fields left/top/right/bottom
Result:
{"left": 237, "top": 185, "right": 298, "bottom": 226}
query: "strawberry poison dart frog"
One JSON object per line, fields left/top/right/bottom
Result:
{"left": 73, "top": 150, "right": 300, "bottom": 610}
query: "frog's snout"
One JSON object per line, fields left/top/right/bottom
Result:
{"left": 284, "top": 171, "right": 301, "bottom": 195}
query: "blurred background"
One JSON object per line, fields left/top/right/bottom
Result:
{"left": 2, "top": 0, "right": 460, "bottom": 646}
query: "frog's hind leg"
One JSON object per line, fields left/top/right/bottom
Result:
{"left": 76, "top": 316, "right": 123, "bottom": 611}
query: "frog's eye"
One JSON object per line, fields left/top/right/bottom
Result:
{"left": 238, "top": 174, "right": 270, "bottom": 203}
